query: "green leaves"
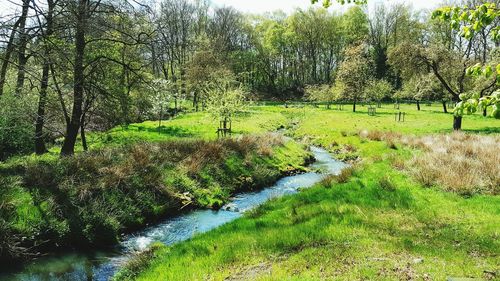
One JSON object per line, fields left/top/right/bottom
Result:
{"left": 433, "top": 3, "right": 499, "bottom": 43}
{"left": 436, "top": 3, "right": 500, "bottom": 119}
{"left": 454, "top": 91, "right": 500, "bottom": 119}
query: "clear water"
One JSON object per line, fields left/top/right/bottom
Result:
{"left": 0, "top": 146, "right": 346, "bottom": 281}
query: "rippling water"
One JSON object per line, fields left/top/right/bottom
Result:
{"left": 1, "top": 146, "right": 346, "bottom": 281}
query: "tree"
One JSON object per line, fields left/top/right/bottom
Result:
{"left": 305, "top": 84, "right": 332, "bottom": 107}
{"left": 0, "top": 0, "right": 30, "bottom": 97}
{"left": 149, "top": 79, "right": 173, "bottom": 132}
{"left": 205, "top": 75, "right": 247, "bottom": 136}
{"left": 388, "top": 40, "right": 489, "bottom": 130}
{"left": 336, "top": 43, "right": 372, "bottom": 112}
{"left": 34, "top": 0, "right": 57, "bottom": 155}
{"left": 186, "top": 36, "right": 225, "bottom": 111}
{"left": 397, "top": 75, "right": 439, "bottom": 111}
{"left": 342, "top": 6, "right": 369, "bottom": 46}
{"left": 364, "top": 79, "right": 392, "bottom": 107}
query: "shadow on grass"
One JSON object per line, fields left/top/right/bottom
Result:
{"left": 434, "top": 126, "right": 500, "bottom": 135}
{"left": 463, "top": 127, "right": 500, "bottom": 134}
{"left": 127, "top": 125, "right": 195, "bottom": 138}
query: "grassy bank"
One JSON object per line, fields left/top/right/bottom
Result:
{"left": 0, "top": 134, "right": 310, "bottom": 263}
{"left": 118, "top": 105, "right": 499, "bottom": 280}
{"left": 123, "top": 137, "right": 499, "bottom": 281}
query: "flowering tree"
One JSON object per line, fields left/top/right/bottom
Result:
{"left": 205, "top": 77, "right": 247, "bottom": 136}
{"left": 364, "top": 79, "right": 392, "bottom": 108}
{"left": 149, "top": 79, "right": 173, "bottom": 132}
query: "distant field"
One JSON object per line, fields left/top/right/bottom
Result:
{"left": 77, "top": 102, "right": 500, "bottom": 151}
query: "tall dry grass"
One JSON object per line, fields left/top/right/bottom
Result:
{"left": 403, "top": 133, "right": 500, "bottom": 195}
{"left": 359, "top": 130, "right": 499, "bottom": 195}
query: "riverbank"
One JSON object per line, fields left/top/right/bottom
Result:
{"left": 120, "top": 107, "right": 499, "bottom": 280}
{"left": 0, "top": 134, "right": 311, "bottom": 264}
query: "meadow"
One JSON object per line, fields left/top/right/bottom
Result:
{"left": 1, "top": 102, "right": 499, "bottom": 280}
{"left": 105, "top": 103, "right": 499, "bottom": 281}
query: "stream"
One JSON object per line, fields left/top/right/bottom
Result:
{"left": 0, "top": 146, "right": 347, "bottom": 281}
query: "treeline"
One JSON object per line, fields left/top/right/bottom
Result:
{"left": 0, "top": 0, "right": 498, "bottom": 158}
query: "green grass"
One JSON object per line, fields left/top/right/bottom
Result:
{"left": 116, "top": 104, "right": 500, "bottom": 280}
{"left": 1, "top": 102, "right": 499, "bottom": 277}
{"left": 52, "top": 108, "right": 288, "bottom": 154}
{"left": 128, "top": 139, "right": 499, "bottom": 281}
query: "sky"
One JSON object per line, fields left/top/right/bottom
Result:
{"left": 0, "top": 0, "right": 443, "bottom": 18}
{"left": 210, "top": 0, "right": 443, "bottom": 15}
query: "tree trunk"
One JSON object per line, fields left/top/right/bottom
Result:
{"left": 34, "top": 0, "right": 54, "bottom": 155}
{"left": 81, "top": 122, "right": 88, "bottom": 151}
{"left": 416, "top": 100, "right": 420, "bottom": 111}
{"left": 35, "top": 65, "right": 50, "bottom": 155}
{"left": 15, "top": 10, "right": 29, "bottom": 96}
{"left": 193, "top": 92, "right": 198, "bottom": 112}
{"left": 483, "top": 108, "right": 487, "bottom": 117}
{"left": 61, "top": 0, "right": 87, "bottom": 156}
{"left": 453, "top": 115, "right": 462, "bottom": 131}
{"left": 352, "top": 101, "right": 356, "bottom": 112}
{"left": 442, "top": 101, "right": 447, "bottom": 114}
{"left": 174, "top": 97, "right": 178, "bottom": 116}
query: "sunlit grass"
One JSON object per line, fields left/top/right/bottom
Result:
{"left": 130, "top": 140, "right": 500, "bottom": 280}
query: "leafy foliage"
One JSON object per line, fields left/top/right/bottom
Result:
{"left": 364, "top": 79, "right": 393, "bottom": 103}
{"left": 433, "top": 3, "right": 500, "bottom": 118}
{"left": 205, "top": 77, "right": 248, "bottom": 123}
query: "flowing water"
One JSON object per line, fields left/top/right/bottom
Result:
{"left": 1, "top": 146, "right": 346, "bottom": 281}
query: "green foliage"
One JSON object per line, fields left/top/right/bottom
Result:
{"left": 364, "top": 79, "right": 393, "bottom": 103}
{"left": 311, "top": 0, "right": 367, "bottom": 7}
{"left": 304, "top": 84, "right": 331, "bottom": 104}
{"left": 0, "top": 94, "right": 35, "bottom": 160}
{"left": 433, "top": 3, "right": 500, "bottom": 119}
{"left": 205, "top": 77, "right": 248, "bottom": 123}
{"left": 336, "top": 43, "right": 373, "bottom": 108}
{"left": 397, "top": 75, "right": 442, "bottom": 102}
{"left": 432, "top": 3, "right": 499, "bottom": 42}
{"left": 455, "top": 90, "right": 500, "bottom": 118}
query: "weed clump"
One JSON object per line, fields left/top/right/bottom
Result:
{"left": 112, "top": 242, "right": 165, "bottom": 281}
{"left": 321, "top": 166, "right": 356, "bottom": 187}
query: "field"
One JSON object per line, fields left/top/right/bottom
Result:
{"left": 104, "top": 103, "right": 500, "bottom": 280}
